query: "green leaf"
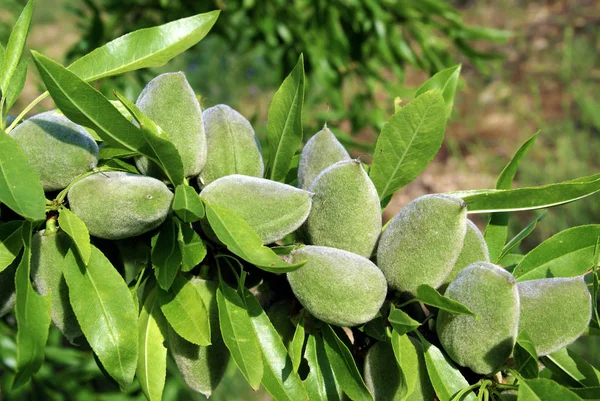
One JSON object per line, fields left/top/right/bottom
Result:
{"left": 216, "top": 280, "right": 263, "bottom": 390}
{"left": 303, "top": 333, "right": 342, "bottom": 401}
{"left": 419, "top": 335, "right": 476, "bottom": 401}
{"left": 267, "top": 54, "right": 305, "bottom": 182}
{"left": 13, "top": 221, "right": 52, "bottom": 389}
{"left": 290, "top": 313, "right": 305, "bottom": 373}
{"left": 518, "top": 378, "right": 583, "bottom": 401}
{"left": 31, "top": 51, "right": 184, "bottom": 185}
{"left": 203, "top": 201, "right": 305, "bottom": 273}
{"left": 541, "top": 347, "right": 600, "bottom": 388}
{"left": 497, "top": 211, "right": 547, "bottom": 262}
{"left": 158, "top": 274, "right": 210, "bottom": 346}
{"left": 513, "top": 225, "right": 600, "bottom": 281}
{"left": 514, "top": 331, "right": 539, "bottom": 379}
{"left": 176, "top": 220, "right": 206, "bottom": 272}
{"left": 113, "top": 91, "right": 184, "bottom": 185}
{"left": 415, "top": 65, "right": 461, "bottom": 118}
{"left": 415, "top": 285, "right": 477, "bottom": 317}
{"left": 370, "top": 89, "right": 447, "bottom": 203}
{"left": 0, "top": 221, "right": 24, "bottom": 273}
{"left": 0, "top": 132, "right": 46, "bottom": 221}
{"left": 322, "top": 324, "right": 374, "bottom": 401}
{"left": 454, "top": 172, "right": 600, "bottom": 214}
{"left": 485, "top": 132, "right": 539, "bottom": 262}
{"left": 388, "top": 305, "right": 420, "bottom": 335}
{"left": 58, "top": 207, "right": 91, "bottom": 265}
{"left": 4, "top": 57, "right": 28, "bottom": 111}
{"left": 63, "top": 245, "right": 138, "bottom": 388}
{"left": 390, "top": 330, "right": 419, "bottom": 401}
{"left": 241, "top": 287, "right": 308, "bottom": 401}
{"left": 0, "top": 0, "right": 33, "bottom": 94}
{"left": 172, "top": 184, "right": 205, "bottom": 223}
{"left": 98, "top": 145, "right": 138, "bottom": 160}
{"left": 152, "top": 216, "right": 182, "bottom": 290}
{"left": 67, "top": 11, "right": 219, "bottom": 83}
{"left": 137, "top": 287, "right": 168, "bottom": 401}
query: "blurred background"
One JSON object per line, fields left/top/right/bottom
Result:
{"left": 0, "top": 0, "right": 599, "bottom": 399}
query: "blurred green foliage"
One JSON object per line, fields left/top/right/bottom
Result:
{"left": 66, "top": 0, "right": 509, "bottom": 137}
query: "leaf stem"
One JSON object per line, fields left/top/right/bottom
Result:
{"left": 5, "top": 91, "right": 48, "bottom": 133}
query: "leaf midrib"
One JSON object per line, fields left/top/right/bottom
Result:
{"left": 270, "top": 80, "right": 301, "bottom": 181}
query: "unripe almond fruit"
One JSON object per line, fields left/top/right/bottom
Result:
{"left": 67, "top": 172, "right": 173, "bottom": 240}
{"left": 135, "top": 72, "right": 207, "bottom": 178}
{"left": 197, "top": 104, "right": 264, "bottom": 187}
{"left": 377, "top": 194, "right": 467, "bottom": 295}
{"left": 517, "top": 276, "right": 591, "bottom": 356}
{"left": 305, "top": 160, "right": 381, "bottom": 258}
{"left": 31, "top": 229, "right": 82, "bottom": 342}
{"left": 436, "top": 262, "right": 520, "bottom": 375}
{"left": 199, "top": 174, "right": 312, "bottom": 244}
{"left": 298, "top": 125, "right": 350, "bottom": 190}
{"left": 364, "top": 341, "right": 403, "bottom": 401}
{"left": 168, "top": 277, "right": 229, "bottom": 397}
{"left": 9, "top": 110, "right": 98, "bottom": 191}
{"left": 287, "top": 245, "right": 387, "bottom": 327}
{"left": 441, "top": 219, "right": 490, "bottom": 290}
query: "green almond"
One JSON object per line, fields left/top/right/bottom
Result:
{"left": 67, "top": 172, "right": 173, "bottom": 240}
{"left": 197, "top": 104, "right": 264, "bottom": 187}
{"left": 436, "top": 262, "right": 519, "bottom": 375}
{"left": 377, "top": 194, "right": 467, "bottom": 295}
{"left": 364, "top": 341, "right": 404, "bottom": 401}
{"left": 168, "top": 277, "right": 230, "bottom": 397}
{"left": 305, "top": 160, "right": 381, "bottom": 258}
{"left": 135, "top": 72, "right": 206, "bottom": 178}
{"left": 517, "top": 276, "right": 591, "bottom": 356}
{"left": 441, "top": 219, "right": 490, "bottom": 290}
{"left": 287, "top": 245, "right": 387, "bottom": 327}
{"left": 298, "top": 125, "right": 350, "bottom": 190}
{"left": 31, "top": 229, "right": 82, "bottom": 342}
{"left": 199, "top": 174, "right": 312, "bottom": 244}
{"left": 9, "top": 110, "right": 98, "bottom": 191}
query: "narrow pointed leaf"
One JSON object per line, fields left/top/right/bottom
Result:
{"left": 513, "top": 225, "right": 600, "bottom": 281}
{"left": 177, "top": 220, "right": 206, "bottom": 272}
{"left": 415, "top": 65, "right": 461, "bottom": 118}
{"left": 390, "top": 330, "right": 419, "bottom": 401}
{"left": 152, "top": 217, "right": 182, "bottom": 290}
{"left": 0, "top": 221, "right": 24, "bottom": 272}
{"left": 541, "top": 347, "right": 600, "bottom": 388}
{"left": 388, "top": 304, "right": 421, "bottom": 335}
{"left": 0, "top": 0, "right": 33, "bottom": 93}
{"left": 114, "top": 91, "right": 184, "bottom": 184}
{"left": 216, "top": 281, "right": 263, "bottom": 390}
{"left": 267, "top": 54, "right": 305, "bottom": 182}
{"left": 0, "top": 132, "right": 46, "bottom": 221}
{"left": 322, "top": 324, "right": 374, "bottom": 401}
{"left": 241, "top": 287, "right": 308, "bottom": 401}
{"left": 31, "top": 51, "right": 184, "bottom": 185}
{"left": 290, "top": 314, "right": 306, "bottom": 373}
{"left": 58, "top": 207, "right": 91, "bottom": 265}
{"left": 303, "top": 334, "right": 342, "bottom": 401}
{"left": 67, "top": 11, "right": 219, "bottom": 82}
{"left": 370, "top": 89, "right": 447, "bottom": 203}
{"left": 137, "top": 288, "right": 168, "bottom": 401}
{"left": 454, "top": 172, "right": 600, "bottom": 214}
{"left": 4, "top": 57, "right": 28, "bottom": 111}
{"left": 514, "top": 331, "right": 539, "bottom": 379}
{"left": 13, "top": 221, "right": 52, "bottom": 389}
{"left": 485, "top": 132, "right": 539, "bottom": 262}
{"left": 158, "top": 274, "right": 210, "bottom": 346}
{"left": 419, "top": 335, "right": 476, "bottom": 401}
{"left": 498, "top": 211, "right": 547, "bottom": 262}
{"left": 517, "top": 378, "right": 583, "bottom": 401}
{"left": 63, "top": 245, "right": 138, "bottom": 387}
{"left": 415, "top": 285, "right": 476, "bottom": 317}
{"left": 173, "top": 184, "right": 205, "bottom": 222}
{"left": 204, "top": 202, "right": 305, "bottom": 273}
